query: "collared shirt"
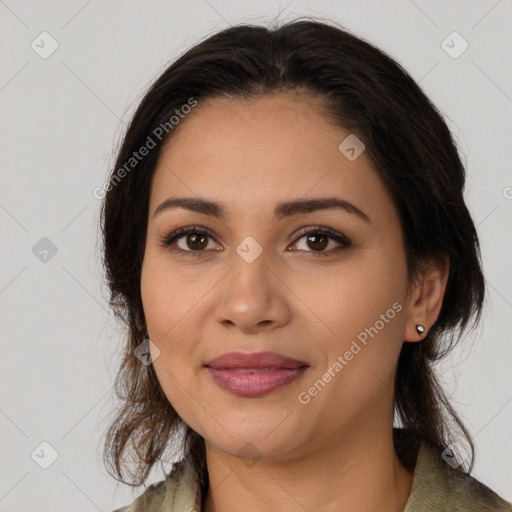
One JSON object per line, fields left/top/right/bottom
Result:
{"left": 113, "top": 442, "right": 512, "bottom": 511}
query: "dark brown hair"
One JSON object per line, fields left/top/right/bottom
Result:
{"left": 100, "top": 18, "right": 485, "bottom": 489}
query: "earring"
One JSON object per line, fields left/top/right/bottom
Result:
{"left": 415, "top": 324, "right": 426, "bottom": 336}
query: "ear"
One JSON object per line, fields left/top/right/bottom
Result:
{"left": 403, "top": 255, "right": 449, "bottom": 342}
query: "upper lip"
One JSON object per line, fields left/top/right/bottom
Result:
{"left": 205, "top": 351, "right": 309, "bottom": 370}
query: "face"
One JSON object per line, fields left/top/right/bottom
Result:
{"left": 141, "top": 94, "right": 413, "bottom": 461}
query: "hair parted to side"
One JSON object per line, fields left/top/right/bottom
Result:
{"left": 100, "top": 18, "right": 485, "bottom": 488}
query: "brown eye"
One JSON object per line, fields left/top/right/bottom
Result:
{"left": 159, "top": 226, "right": 220, "bottom": 256}
{"left": 160, "top": 225, "right": 350, "bottom": 258}
{"left": 305, "top": 233, "right": 329, "bottom": 251}
{"left": 183, "top": 232, "right": 209, "bottom": 251}
{"left": 290, "top": 226, "right": 351, "bottom": 256}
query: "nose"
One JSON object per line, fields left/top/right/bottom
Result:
{"left": 214, "top": 252, "right": 292, "bottom": 334}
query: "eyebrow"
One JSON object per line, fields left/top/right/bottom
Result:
{"left": 153, "top": 196, "right": 371, "bottom": 223}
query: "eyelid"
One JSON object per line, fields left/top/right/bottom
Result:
{"left": 290, "top": 225, "right": 351, "bottom": 247}
{"left": 159, "top": 225, "right": 220, "bottom": 251}
{"left": 159, "top": 224, "right": 351, "bottom": 255}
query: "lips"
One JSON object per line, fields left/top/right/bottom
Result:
{"left": 204, "top": 351, "right": 309, "bottom": 397}
{"left": 205, "top": 351, "right": 308, "bottom": 369}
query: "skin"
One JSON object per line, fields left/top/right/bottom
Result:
{"left": 140, "top": 93, "right": 449, "bottom": 512}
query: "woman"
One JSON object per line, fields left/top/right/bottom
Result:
{"left": 101, "top": 19, "right": 512, "bottom": 511}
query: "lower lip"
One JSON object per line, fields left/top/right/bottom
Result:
{"left": 206, "top": 367, "right": 308, "bottom": 397}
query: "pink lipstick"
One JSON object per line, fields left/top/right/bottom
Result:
{"left": 205, "top": 351, "right": 309, "bottom": 398}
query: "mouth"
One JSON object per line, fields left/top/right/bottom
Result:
{"left": 204, "top": 351, "right": 309, "bottom": 397}
{"left": 205, "top": 350, "right": 308, "bottom": 370}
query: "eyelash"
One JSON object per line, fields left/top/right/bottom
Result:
{"left": 159, "top": 225, "right": 351, "bottom": 258}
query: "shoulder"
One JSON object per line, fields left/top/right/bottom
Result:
{"left": 112, "top": 478, "right": 168, "bottom": 512}
{"left": 405, "top": 442, "right": 512, "bottom": 512}
{"left": 112, "top": 460, "right": 202, "bottom": 512}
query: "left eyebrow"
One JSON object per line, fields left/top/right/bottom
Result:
{"left": 274, "top": 197, "right": 371, "bottom": 223}
{"left": 153, "top": 196, "right": 371, "bottom": 223}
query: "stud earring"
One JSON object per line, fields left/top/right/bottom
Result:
{"left": 415, "top": 324, "right": 426, "bottom": 336}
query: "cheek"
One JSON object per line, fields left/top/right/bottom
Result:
{"left": 298, "top": 254, "right": 406, "bottom": 336}
{"left": 140, "top": 253, "right": 206, "bottom": 394}
{"left": 294, "top": 248, "right": 408, "bottom": 388}
{"left": 141, "top": 253, "right": 203, "bottom": 338}
{"left": 141, "top": 262, "right": 203, "bottom": 427}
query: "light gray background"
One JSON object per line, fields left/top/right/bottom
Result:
{"left": 1, "top": 1, "right": 511, "bottom": 510}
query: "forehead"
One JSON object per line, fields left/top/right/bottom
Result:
{"left": 160, "top": 93, "right": 340, "bottom": 153}
{"left": 150, "top": 94, "right": 392, "bottom": 221}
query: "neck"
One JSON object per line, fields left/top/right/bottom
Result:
{"left": 202, "top": 426, "right": 414, "bottom": 512}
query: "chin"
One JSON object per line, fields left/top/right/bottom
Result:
{"left": 199, "top": 417, "right": 305, "bottom": 462}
